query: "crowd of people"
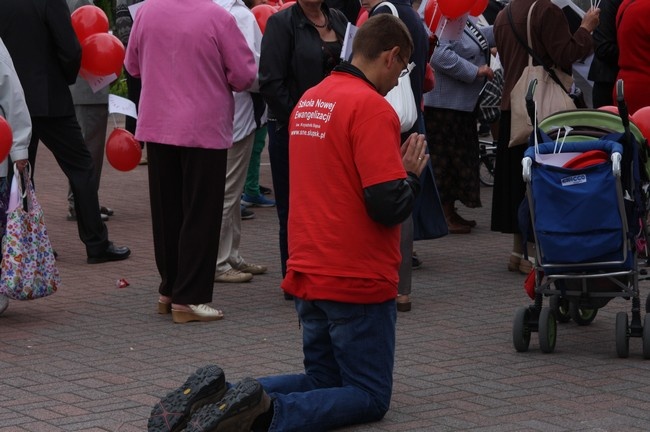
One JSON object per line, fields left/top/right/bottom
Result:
{"left": 4, "top": 0, "right": 650, "bottom": 430}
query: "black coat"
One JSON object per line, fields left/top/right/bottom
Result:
{"left": 0, "top": 0, "right": 81, "bottom": 117}
{"left": 587, "top": 0, "right": 622, "bottom": 84}
{"left": 259, "top": 2, "right": 348, "bottom": 126}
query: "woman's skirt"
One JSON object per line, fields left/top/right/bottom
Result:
{"left": 424, "top": 107, "right": 481, "bottom": 208}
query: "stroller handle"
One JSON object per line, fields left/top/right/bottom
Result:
{"left": 522, "top": 152, "right": 622, "bottom": 182}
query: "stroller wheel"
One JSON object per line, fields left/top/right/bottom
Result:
{"left": 550, "top": 296, "right": 571, "bottom": 323}
{"left": 538, "top": 308, "right": 557, "bottom": 354}
{"left": 569, "top": 301, "right": 598, "bottom": 326}
{"left": 512, "top": 307, "right": 532, "bottom": 352}
{"left": 643, "top": 314, "right": 650, "bottom": 360}
{"left": 615, "top": 312, "right": 630, "bottom": 358}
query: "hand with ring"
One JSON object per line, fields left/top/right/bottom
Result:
{"left": 401, "top": 133, "right": 428, "bottom": 176}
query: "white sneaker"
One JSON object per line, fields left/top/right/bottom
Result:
{"left": 172, "top": 304, "right": 224, "bottom": 323}
{"left": 214, "top": 268, "right": 253, "bottom": 283}
{"left": 0, "top": 295, "right": 7, "bottom": 315}
{"left": 236, "top": 263, "right": 267, "bottom": 275}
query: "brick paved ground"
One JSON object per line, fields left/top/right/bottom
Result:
{"left": 2, "top": 119, "right": 650, "bottom": 431}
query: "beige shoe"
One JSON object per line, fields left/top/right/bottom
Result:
{"left": 214, "top": 268, "right": 253, "bottom": 283}
{"left": 172, "top": 304, "right": 224, "bottom": 323}
{"left": 236, "top": 263, "right": 267, "bottom": 275}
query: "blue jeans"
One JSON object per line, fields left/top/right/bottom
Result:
{"left": 258, "top": 299, "right": 397, "bottom": 432}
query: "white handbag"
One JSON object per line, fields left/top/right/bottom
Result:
{"left": 379, "top": 2, "right": 418, "bottom": 133}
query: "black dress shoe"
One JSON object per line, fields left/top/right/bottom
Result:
{"left": 87, "top": 242, "right": 131, "bottom": 264}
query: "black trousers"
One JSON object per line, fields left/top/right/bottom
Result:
{"left": 28, "top": 115, "right": 108, "bottom": 256}
{"left": 147, "top": 143, "right": 227, "bottom": 305}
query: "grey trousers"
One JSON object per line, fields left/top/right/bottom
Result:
{"left": 68, "top": 104, "right": 108, "bottom": 209}
{"left": 398, "top": 215, "right": 413, "bottom": 296}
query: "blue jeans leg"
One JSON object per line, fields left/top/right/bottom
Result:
{"left": 258, "top": 299, "right": 397, "bottom": 432}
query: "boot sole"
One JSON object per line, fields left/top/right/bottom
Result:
{"left": 148, "top": 365, "right": 227, "bottom": 432}
{"left": 185, "top": 378, "right": 271, "bottom": 432}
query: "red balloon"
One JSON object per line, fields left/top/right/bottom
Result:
{"left": 80, "top": 33, "right": 125, "bottom": 77}
{"left": 252, "top": 4, "right": 276, "bottom": 33}
{"left": 438, "top": 0, "right": 476, "bottom": 20}
{"left": 424, "top": 0, "right": 442, "bottom": 33}
{"left": 356, "top": 9, "right": 369, "bottom": 27}
{"left": 469, "top": 0, "right": 488, "bottom": 16}
{"left": 106, "top": 128, "right": 142, "bottom": 172}
{"left": 598, "top": 105, "right": 619, "bottom": 114}
{"left": 631, "top": 106, "right": 650, "bottom": 140}
{"left": 277, "top": 1, "right": 295, "bottom": 11}
{"left": 0, "top": 117, "right": 12, "bottom": 163}
{"left": 71, "top": 5, "right": 109, "bottom": 43}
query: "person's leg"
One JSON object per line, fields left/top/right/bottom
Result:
{"left": 244, "top": 125, "right": 267, "bottom": 197}
{"left": 124, "top": 71, "right": 141, "bottom": 136}
{"left": 174, "top": 146, "right": 227, "bottom": 305}
{"left": 258, "top": 299, "right": 396, "bottom": 432}
{"left": 267, "top": 122, "right": 289, "bottom": 277}
{"left": 396, "top": 216, "right": 413, "bottom": 310}
{"left": 68, "top": 104, "right": 109, "bottom": 214}
{"left": 31, "top": 116, "right": 109, "bottom": 256}
{"left": 216, "top": 132, "right": 255, "bottom": 276}
{"left": 147, "top": 142, "right": 183, "bottom": 300}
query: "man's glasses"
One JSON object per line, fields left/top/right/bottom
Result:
{"left": 396, "top": 55, "right": 415, "bottom": 78}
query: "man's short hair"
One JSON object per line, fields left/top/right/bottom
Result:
{"left": 352, "top": 14, "right": 414, "bottom": 62}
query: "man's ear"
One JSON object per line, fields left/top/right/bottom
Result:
{"left": 382, "top": 46, "right": 400, "bottom": 70}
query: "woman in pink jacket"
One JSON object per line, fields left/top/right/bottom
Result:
{"left": 125, "top": 0, "right": 256, "bottom": 324}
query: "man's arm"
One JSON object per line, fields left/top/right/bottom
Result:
{"left": 46, "top": 0, "right": 82, "bottom": 84}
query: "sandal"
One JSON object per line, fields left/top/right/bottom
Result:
{"left": 508, "top": 253, "right": 522, "bottom": 272}
{"left": 158, "top": 295, "right": 172, "bottom": 314}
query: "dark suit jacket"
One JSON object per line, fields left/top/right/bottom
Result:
{"left": 587, "top": 0, "right": 622, "bottom": 84}
{"left": 0, "top": 0, "right": 81, "bottom": 117}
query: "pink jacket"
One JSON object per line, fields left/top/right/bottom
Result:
{"left": 124, "top": 0, "right": 256, "bottom": 149}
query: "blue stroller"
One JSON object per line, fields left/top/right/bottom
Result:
{"left": 512, "top": 80, "right": 650, "bottom": 357}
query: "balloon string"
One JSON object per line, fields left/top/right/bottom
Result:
{"left": 427, "top": 2, "right": 438, "bottom": 29}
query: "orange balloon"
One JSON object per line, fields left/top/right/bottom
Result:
{"left": 252, "top": 4, "right": 276, "bottom": 33}
{"left": 81, "top": 33, "right": 125, "bottom": 77}
{"left": 106, "top": 128, "right": 142, "bottom": 172}
{"left": 631, "top": 106, "right": 650, "bottom": 140}
{"left": 356, "top": 9, "right": 369, "bottom": 26}
{"left": 469, "top": 0, "right": 488, "bottom": 16}
{"left": 598, "top": 105, "right": 619, "bottom": 114}
{"left": 0, "top": 116, "right": 12, "bottom": 163}
{"left": 424, "top": 0, "right": 442, "bottom": 33}
{"left": 438, "top": 0, "right": 476, "bottom": 20}
{"left": 71, "top": 5, "right": 109, "bottom": 43}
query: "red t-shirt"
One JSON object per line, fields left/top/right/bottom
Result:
{"left": 281, "top": 70, "right": 407, "bottom": 304}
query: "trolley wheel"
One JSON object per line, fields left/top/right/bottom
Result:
{"left": 549, "top": 295, "right": 571, "bottom": 323}
{"left": 538, "top": 307, "right": 557, "bottom": 353}
{"left": 569, "top": 301, "right": 598, "bottom": 326}
{"left": 479, "top": 153, "right": 496, "bottom": 187}
{"left": 616, "top": 312, "right": 630, "bottom": 358}
{"left": 513, "top": 307, "right": 532, "bottom": 352}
